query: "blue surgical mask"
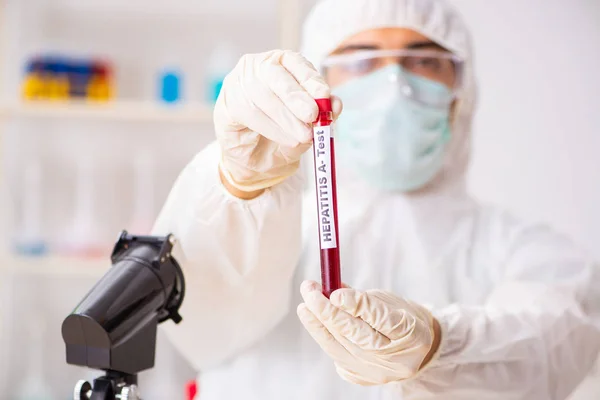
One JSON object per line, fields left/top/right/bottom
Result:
{"left": 332, "top": 64, "right": 453, "bottom": 192}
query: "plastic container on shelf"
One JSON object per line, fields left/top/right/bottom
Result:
{"left": 159, "top": 68, "right": 182, "bottom": 104}
{"left": 56, "top": 154, "right": 106, "bottom": 258}
{"left": 46, "top": 60, "right": 70, "bottom": 101}
{"left": 22, "top": 58, "right": 46, "bottom": 100}
{"left": 87, "top": 60, "right": 114, "bottom": 101}
{"left": 128, "top": 149, "right": 156, "bottom": 235}
{"left": 69, "top": 61, "right": 92, "bottom": 98}
{"left": 21, "top": 54, "right": 115, "bottom": 102}
{"left": 205, "top": 42, "right": 238, "bottom": 104}
{"left": 12, "top": 160, "right": 48, "bottom": 257}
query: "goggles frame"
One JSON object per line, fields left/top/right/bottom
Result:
{"left": 322, "top": 48, "right": 465, "bottom": 93}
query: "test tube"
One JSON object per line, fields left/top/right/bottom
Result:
{"left": 13, "top": 161, "right": 48, "bottom": 256}
{"left": 58, "top": 154, "right": 104, "bottom": 258}
{"left": 312, "top": 98, "right": 342, "bottom": 298}
{"left": 129, "top": 149, "right": 155, "bottom": 234}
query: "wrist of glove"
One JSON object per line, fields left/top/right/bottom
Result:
{"left": 297, "top": 280, "right": 439, "bottom": 386}
{"left": 218, "top": 154, "right": 300, "bottom": 193}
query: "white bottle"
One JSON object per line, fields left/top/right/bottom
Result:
{"left": 13, "top": 161, "right": 48, "bottom": 256}
{"left": 128, "top": 149, "right": 155, "bottom": 235}
{"left": 205, "top": 42, "right": 238, "bottom": 104}
{"left": 59, "top": 154, "right": 103, "bottom": 257}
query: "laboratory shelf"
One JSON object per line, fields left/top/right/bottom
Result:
{"left": 53, "top": 0, "right": 278, "bottom": 19}
{"left": 0, "top": 100, "right": 214, "bottom": 124}
{"left": 0, "top": 254, "right": 110, "bottom": 278}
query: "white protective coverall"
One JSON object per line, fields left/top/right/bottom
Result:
{"left": 152, "top": 0, "right": 600, "bottom": 398}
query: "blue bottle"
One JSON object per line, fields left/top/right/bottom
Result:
{"left": 70, "top": 61, "right": 92, "bottom": 98}
{"left": 160, "top": 70, "right": 182, "bottom": 103}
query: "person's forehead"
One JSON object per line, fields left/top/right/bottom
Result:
{"left": 332, "top": 27, "right": 446, "bottom": 54}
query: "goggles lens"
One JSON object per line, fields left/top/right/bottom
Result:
{"left": 323, "top": 49, "right": 463, "bottom": 107}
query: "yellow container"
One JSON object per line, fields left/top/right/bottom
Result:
{"left": 47, "top": 75, "right": 70, "bottom": 101}
{"left": 86, "top": 76, "right": 113, "bottom": 102}
{"left": 22, "top": 73, "right": 45, "bottom": 100}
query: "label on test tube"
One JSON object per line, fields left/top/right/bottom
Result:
{"left": 313, "top": 125, "right": 338, "bottom": 249}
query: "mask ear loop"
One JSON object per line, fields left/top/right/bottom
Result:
{"left": 450, "top": 57, "right": 465, "bottom": 96}
{"left": 448, "top": 57, "right": 466, "bottom": 128}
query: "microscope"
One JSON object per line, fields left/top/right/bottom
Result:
{"left": 61, "top": 231, "right": 186, "bottom": 400}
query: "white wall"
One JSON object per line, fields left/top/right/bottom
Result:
{"left": 450, "top": 0, "right": 600, "bottom": 258}
{"left": 448, "top": 2, "right": 600, "bottom": 396}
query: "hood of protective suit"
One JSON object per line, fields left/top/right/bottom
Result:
{"left": 300, "top": 0, "right": 478, "bottom": 197}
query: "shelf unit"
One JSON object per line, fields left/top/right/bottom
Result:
{"left": 0, "top": 0, "right": 305, "bottom": 276}
{"left": 0, "top": 100, "right": 213, "bottom": 123}
{"left": 0, "top": 0, "right": 303, "bottom": 124}
{"left": 1, "top": 254, "right": 109, "bottom": 277}
{"left": 0, "top": 3, "right": 310, "bottom": 398}
{"left": 53, "top": 0, "right": 281, "bottom": 19}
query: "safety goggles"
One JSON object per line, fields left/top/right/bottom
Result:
{"left": 322, "top": 49, "right": 464, "bottom": 106}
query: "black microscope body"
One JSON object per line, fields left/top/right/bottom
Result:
{"left": 61, "top": 231, "right": 185, "bottom": 400}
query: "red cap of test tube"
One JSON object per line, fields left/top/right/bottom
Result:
{"left": 315, "top": 98, "right": 333, "bottom": 124}
{"left": 315, "top": 98, "right": 332, "bottom": 113}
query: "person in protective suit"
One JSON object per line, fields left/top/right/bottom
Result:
{"left": 152, "top": 0, "right": 600, "bottom": 398}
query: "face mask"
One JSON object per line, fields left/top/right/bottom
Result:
{"left": 332, "top": 64, "right": 453, "bottom": 192}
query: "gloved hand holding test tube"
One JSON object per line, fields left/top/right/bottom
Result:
{"left": 312, "top": 98, "right": 342, "bottom": 298}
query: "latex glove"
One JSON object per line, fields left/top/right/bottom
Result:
{"left": 297, "top": 281, "right": 437, "bottom": 386}
{"left": 215, "top": 50, "right": 333, "bottom": 192}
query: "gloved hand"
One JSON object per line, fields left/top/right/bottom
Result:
{"left": 214, "top": 50, "right": 334, "bottom": 193}
{"left": 297, "top": 280, "right": 439, "bottom": 386}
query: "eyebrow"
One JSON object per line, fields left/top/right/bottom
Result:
{"left": 333, "top": 40, "right": 449, "bottom": 54}
{"left": 405, "top": 41, "right": 449, "bottom": 52}
{"left": 333, "top": 44, "right": 379, "bottom": 54}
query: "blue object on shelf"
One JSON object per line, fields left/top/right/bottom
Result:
{"left": 13, "top": 240, "right": 48, "bottom": 257}
{"left": 207, "top": 75, "right": 225, "bottom": 104}
{"left": 70, "top": 62, "right": 92, "bottom": 98}
{"left": 160, "top": 70, "right": 181, "bottom": 103}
